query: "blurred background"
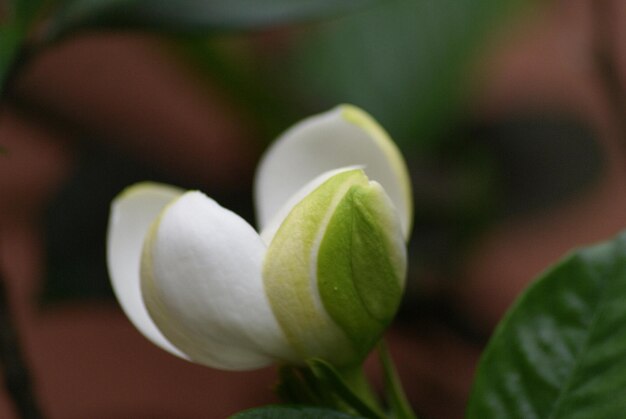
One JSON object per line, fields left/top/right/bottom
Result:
{"left": 0, "top": 0, "right": 625, "bottom": 417}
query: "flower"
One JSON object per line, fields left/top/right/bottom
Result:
{"left": 106, "top": 104, "right": 413, "bottom": 370}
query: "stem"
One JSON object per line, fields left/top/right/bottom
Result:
{"left": 378, "top": 341, "right": 418, "bottom": 419}
{"left": 337, "top": 364, "right": 385, "bottom": 417}
{"left": 281, "top": 359, "right": 387, "bottom": 418}
{"left": 0, "top": 252, "right": 44, "bottom": 418}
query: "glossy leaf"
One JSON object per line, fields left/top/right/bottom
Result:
{"left": 286, "top": 0, "right": 531, "bottom": 149}
{"left": 50, "top": 0, "right": 377, "bottom": 37}
{"left": 231, "top": 405, "right": 363, "bottom": 419}
{"left": 467, "top": 232, "right": 626, "bottom": 418}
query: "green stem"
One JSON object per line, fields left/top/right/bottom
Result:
{"left": 378, "top": 341, "right": 418, "bottom": 419}
{"left": 278, "top": 358, "right": 386, "bottom": 418}
{"left": 337, "top": 364, "right": 386, "bottom": 417}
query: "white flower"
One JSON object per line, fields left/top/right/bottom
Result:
{"left": 107, "top": 105, "right": 413, "bottom": 370}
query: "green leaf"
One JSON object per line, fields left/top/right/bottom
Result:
{"left": 285, "top": 0, "right": 532, "bottom": 149}
{"left": 50, "top": 0, "right": 378, "bottom": 37}
{"left": 317, "top": 180, "right": 405, "bottom": 356}
{"left": 467, "top": 232, "right": 626, "bottom": 418}
{"left": 230, "top": 405, "right": 363, "bottom": 419}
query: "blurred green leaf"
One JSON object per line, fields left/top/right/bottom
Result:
{"left": 467, "top": 232, "right": 626, "bottom": 418}
{"left": 13, "top": 0, "right": 46, "bottom": 25}
{"left": 0, "top": 0, "right": 44, "bottom": 94}
{"left": 173, "top": 38, "right": 297, "bottom": 143}
{"left": 231, "top": 405, "right": 363, "bottom": 419}
{"left": 286, "top": 0, "right": 531, "bottom": 149}
{"left": 50, "top": 0, "right": 378, "bottom": 37}
{"left": 0, "top": 26, "right": 23, "bottom": 93}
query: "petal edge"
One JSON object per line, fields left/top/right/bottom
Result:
{"left": 254, "top": 104, "right": 413, "bottom": 240}
{"left": 107, "top": 182, "right": 188, "bottom": 359}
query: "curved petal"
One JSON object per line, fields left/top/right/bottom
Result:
{"left": 263, "top": 170, "right": 366, "bottom": 365}
{"left": 259, "top": 166, "right": 360, "bottom": 245}
{"left": 316, "top": 179, "right": 407, "bottom": 358}
{"left": 107, "top": 182, "right": 188, "bottom": 359}
{"left": 264, "top": 169, "right": 406, "bottom": 367}
{"left": 141, "top": 191, "right": 295, "bottom": 370}
{"left": 254, "top": 104, "right": 413, "bottom": 240}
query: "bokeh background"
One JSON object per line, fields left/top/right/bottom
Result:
{"left": 1, "top": 0, "right": 625, "bottom": 417}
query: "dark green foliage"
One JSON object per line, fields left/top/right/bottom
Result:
{"left": 468, "top": 232, "right": 626, "bottom": 418}
{"left": 50, "top": 0, "right": 377, "bottom": 36}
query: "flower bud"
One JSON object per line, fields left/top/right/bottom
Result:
{"left": 263, "top": 168, "right": 406, "bottom": 366}
{"left": 106, "top": 104, "right": 412, "bottom": 371}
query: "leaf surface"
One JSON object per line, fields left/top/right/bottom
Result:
{"left": 467, "top": 232, "right": 626, "bottom": 418}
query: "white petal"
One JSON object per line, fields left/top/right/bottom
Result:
{"left": 141, "top": 191, "right": 295, "bottom": 370}
{"left": 107, "top": 182, "right": 188, "bottom": 359}
{"left": 254, "top": 104, "right": 413, "bottom": 240}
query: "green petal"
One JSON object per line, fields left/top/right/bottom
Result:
{"left": 263, "top": 170, "right": 364, "bottom": 365}
{"left": 317, "top": 181, "right": 406, "bottom": 355}
{"left": 263, "top": 169, "right": 406, "bottom": 366}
